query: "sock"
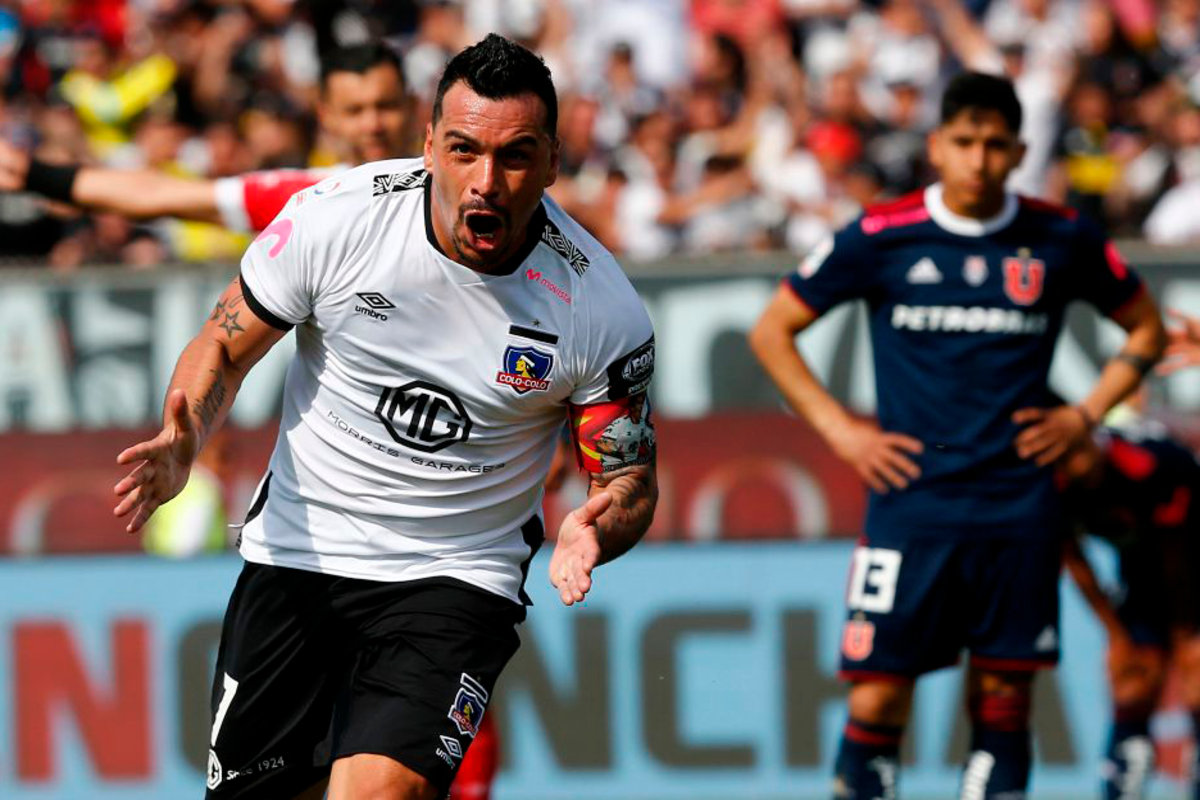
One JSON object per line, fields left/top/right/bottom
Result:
{"left": 833, "top": 718, "right": 901, "bottom": 800}
{"left": 1103, "top": 708, "right": 1154, "bottom": 800}
{"left": 961, "top": 690, "right": 1031, "bottom": 800}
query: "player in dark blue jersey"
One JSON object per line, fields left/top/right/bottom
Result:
{"left": 749, "top": 72, "right": 1166, "bottom": 800}
{"left": 1060, "top": 418, "right": 1200, "bottom": 800}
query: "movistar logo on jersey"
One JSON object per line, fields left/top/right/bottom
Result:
{"left": 891, "top": 304, "right": 1049, "bottom": 334}
{"left": 496, "top": 345, "right": 554, "bottom": 394}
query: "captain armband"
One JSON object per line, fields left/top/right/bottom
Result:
{"left": 569, "top": 393, "right": 656, "bottom": 474}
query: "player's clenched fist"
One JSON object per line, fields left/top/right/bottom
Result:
{"left": 828, "top": 417, "right": 923, "bottom": 493}
{"left": 550, "top": 492, "right": 613, "bottom": 606}
{"left": 113, "top": 389, "right": 199, "bottom": 534}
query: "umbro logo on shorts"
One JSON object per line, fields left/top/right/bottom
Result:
{"left": 355, "top": 292, "right": 395, "bottom": 321}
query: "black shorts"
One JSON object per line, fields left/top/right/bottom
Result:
{"left": 204, "top": 561, "right": 523, "bottom": 799}
{"left": 838, "top": 532, "right": 1062, "bottom": 679}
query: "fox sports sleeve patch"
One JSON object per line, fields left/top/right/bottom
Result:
{"left": 570, "top": 393, "right": 656, "bottom": 474}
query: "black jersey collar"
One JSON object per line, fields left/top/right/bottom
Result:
{"left": 423, "top": 172, "right": 546, "bottom": 276}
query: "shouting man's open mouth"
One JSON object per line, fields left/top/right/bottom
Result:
{"left": 463, "top": 208, "right": 507, "bottom": 253}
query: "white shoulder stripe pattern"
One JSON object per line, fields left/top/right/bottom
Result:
{"left": 541, "top": 218, "right": 590, "bottom": 277}
{"left": 372, "top": 169, "right": 427, "bottom": 197}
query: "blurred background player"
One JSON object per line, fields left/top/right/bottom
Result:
{"left": 0, "top": 42, "right": 416, "bottom": 232}
{"left": 1060, "top": 409, "right": 1200, "bottom": 800}
{"left": 749, "top": 71, "right": 1164, "bottom": 800}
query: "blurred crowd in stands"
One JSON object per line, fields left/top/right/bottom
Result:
{"left": 3, "top": 0, "right": 1200, "bottom": 268}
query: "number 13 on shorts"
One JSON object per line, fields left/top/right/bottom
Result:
{"left": 847, "top": 546, "right": 902, "bottom": 614}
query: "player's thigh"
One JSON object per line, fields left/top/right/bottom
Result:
{"left": 206, "top": 562, "right": 348, "bottom": 799}
{"left": 962, "top": 535, "right": 1060, "bottom": 672}
{"left": 839, "top": 536, "right": 962, "bottom": 679}
{"left": 328, "top": 752, "right": 439, "bottom": 800}
{"left": 331, "top": 581, "right": 523, "bottom": 797}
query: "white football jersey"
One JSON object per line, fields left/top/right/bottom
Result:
{"left": 236, "top": 158, "right": 654, "bottom": 603}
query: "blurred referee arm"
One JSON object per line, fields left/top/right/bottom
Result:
{"left": 113, "top": 277, "right": 287, "bottom": 533}
{"left": 748, "top": 285, "right": 924, "bottom": 493}
{"left": 0, "top": 138, "right": 224, "bottom": 224}
{"left": 1013, "top": 292, "right": 1165, "bottom": 466}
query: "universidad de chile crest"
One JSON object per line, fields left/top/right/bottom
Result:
{"left": 495, "top": 345, "right": 554, "bottom": 394}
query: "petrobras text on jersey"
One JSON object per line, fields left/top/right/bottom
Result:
{"left": 890, "top": 304, "right": 1049, "bottom": 334}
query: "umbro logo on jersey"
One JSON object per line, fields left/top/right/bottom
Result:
{"left": 905, "top": 257, "right": 943, "bottom": 284}
{"left": 372, "top": 169, "right": 426, "bottom": 196}
{"left": 355, "top": 292, "right": 395, "bottom": 321}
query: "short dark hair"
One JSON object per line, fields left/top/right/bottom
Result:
{"left": 940, "top": 72, "right": 1022, "bottom": 134}
{"left": 432, "top": 33, "right": 558, "bottom": 137}
{"left": 319, "top": 44, "right": 404, "bottom": 92}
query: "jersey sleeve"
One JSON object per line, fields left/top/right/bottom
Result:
{"left": 238, "top": 190, "right": 333, "bottom": 330}
{"left": 784, "top": 222, "right": 876, "bottom": 315}
{"left": 568, "top": 287, "right": 655, "bottom": 406}
{"left": 1072, "top": 218, "right": 1145, "bottom": 317}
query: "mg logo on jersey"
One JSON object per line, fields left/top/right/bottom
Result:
{"left": 375, "top": 381, "right": 472, "bottom": 452}
{"left": 496, "top": 345, "right": 554, "bottom": 394}
{"left": 1002, "top": 252, "right": 1045, "bottom": 306}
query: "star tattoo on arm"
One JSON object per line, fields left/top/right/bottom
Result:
{"left": 209, "top": 293, "right": 244, "bottom": 322}
{"left": 218, "top": 311, "right": 245, "bottom": 338}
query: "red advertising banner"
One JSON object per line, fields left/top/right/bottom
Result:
{"left": 0, "top": 413, "right": 867, "bottom": 555}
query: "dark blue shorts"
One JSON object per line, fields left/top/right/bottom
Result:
{"left": 838, "top": 533, "right": 1061, "bottom": 680}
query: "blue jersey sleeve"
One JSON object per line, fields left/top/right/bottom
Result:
{"left": 784, "top": 222, "right": 877, "bottom": 315}
{"left": 1072, "top": 217, "right": 1144, "bottom": 316}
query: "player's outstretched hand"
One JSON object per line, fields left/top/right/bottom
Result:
{"left": 113, "top": 389, "right": 199, "bottom": 534}
{"left": 1157, "top": 309, "right": 1200, "bottom": 376}
{"left": 1012, "top": 404, "right": 1088, "bottom": 467}
{"left": 550, "top": 492, "right": 613, "bottom": 606}
{"left": 0, "top": 140, "right": 30, "bottom": 192}
{"left": 828, "top": 417, "right": 923, "bottom": 493}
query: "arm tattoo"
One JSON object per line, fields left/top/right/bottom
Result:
{"left": 192, "top": 369, "right": 228, "bottom": 435}
{"left": 218, "top": 310, "right": 246, "bottom": 339}
{"left": 209, "top": 293, "right": 243, "bottom": 321}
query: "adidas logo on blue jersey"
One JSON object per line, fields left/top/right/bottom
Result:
{"left": 905, "top": 257, "right": 943, "bottom": 284}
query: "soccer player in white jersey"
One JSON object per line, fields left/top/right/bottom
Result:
{"left": 112, "top": 34, "right": 658, "bottom": 800}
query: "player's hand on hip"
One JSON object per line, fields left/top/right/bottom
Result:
{"left": 829, "top": 418, "right": 923, "bottom": 493}
{"left": 1012, "top": 404, "right": 1088, "bottom": 466}
{"left": 1157, "top": 309, "right": 1200, "bottom": 376}
{"left": 113, "top": 389, "right": 199, "bottom": 534}
{"left": 550, "top": 492, "right": 612, "bottom": 606}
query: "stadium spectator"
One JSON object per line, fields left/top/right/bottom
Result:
{"left": 3, "top": 0, "right": 1200, "bottom": 258}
